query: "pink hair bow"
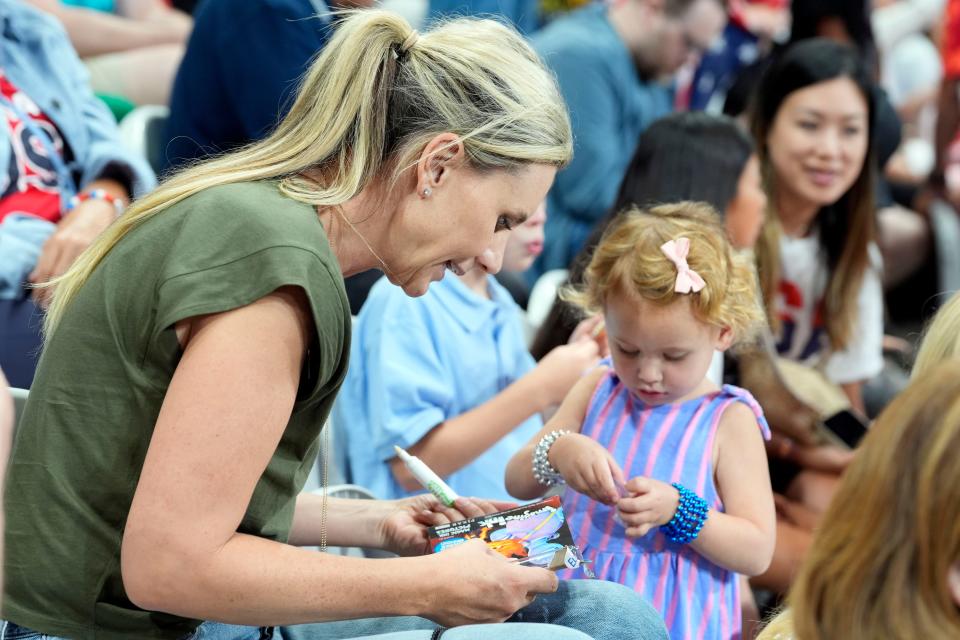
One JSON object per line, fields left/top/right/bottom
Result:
{"left": 660, "top": 238, "right": 706, "bottom": 294}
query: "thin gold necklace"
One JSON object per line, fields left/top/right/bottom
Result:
{"left": 332, "top": 206, "right": 396, "bottom": 280}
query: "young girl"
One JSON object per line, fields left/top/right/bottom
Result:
{"left": 506, "top": 202, "right": 776, "bottom": 639}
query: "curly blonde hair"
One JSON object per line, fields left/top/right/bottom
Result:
{"left": 564, "top": 202, "right": 766, "bottom": 344}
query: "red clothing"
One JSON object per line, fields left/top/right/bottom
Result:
{"left": 0, "top": 70, "right": 67, "bottom": 224}
{"left": 728, "top": 0, "right": 789, "bottom": 31}
{"left": 943, "top": 0, "right": 960, "bottom": 79}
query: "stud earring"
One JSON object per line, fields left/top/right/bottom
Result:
{"left": 422, "top": 187, "right": 432, "bottom": 197}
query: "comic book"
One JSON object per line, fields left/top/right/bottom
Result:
{"left": 426, "top": 496, "right": 590, "bottom": 573}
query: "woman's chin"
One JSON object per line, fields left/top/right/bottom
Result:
{"left": 398, "top": 274, "right": 432, "bottom": 297}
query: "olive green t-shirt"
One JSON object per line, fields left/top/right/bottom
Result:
{"left": 3, "top": 180, "right": 351, "bottom": 639}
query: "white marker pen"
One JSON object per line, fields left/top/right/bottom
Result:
{"left": 393, "top": 445, "right": 460, "bottom": 507}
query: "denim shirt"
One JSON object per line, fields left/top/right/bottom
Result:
{"left": 0, "top": 0, "right": 156, "bottom": 298}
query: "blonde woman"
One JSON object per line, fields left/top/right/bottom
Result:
{"left": 912, "top": 290, "right": 960, "bottom": 379}
{"left": 1, "top": 11, "right": 667, "bottom": 640}
{"left": 757, "top": 358, "right": 960, "bottom": 639}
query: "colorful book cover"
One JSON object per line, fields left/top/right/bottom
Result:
{"left": 427, "top": 496, "right": 586, "bottom": 572}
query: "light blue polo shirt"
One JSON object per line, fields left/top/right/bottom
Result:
{"left": 333, "top": 272, "right": 542, "bottom": 501}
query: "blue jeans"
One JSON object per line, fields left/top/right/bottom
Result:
{"left": 285, "top": 580, "right": 667, "bottom": 640}
{"left": 1, "top": 580, "right": 667, "bottom": 640}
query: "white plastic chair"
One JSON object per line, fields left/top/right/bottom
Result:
{"left": 706, "top": 351, "right": 725, "bottom": 387}
{"left": 118, "top": 104, "right": 170, "bottom": 174}
{"left": 525, "top": 269, "right": 570, "bottom": 339}
{"left": 10, "top": 386, "right": 28, "bottom": 432}
{"left": 323, "top": 484, "right": 378, "bottom": 501}
{"left": 930, "top": 199, "right": 960, "bottom": 295}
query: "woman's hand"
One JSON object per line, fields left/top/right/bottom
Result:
{"left": 377, "top": 494, "right": 514, "bottom": 557}
{"left": 29, "top": 198, "right": 116, "bottom": 306}
{"left": 736, "top": 347, "right": 821, "bottom": 446}
{"left": 768, "top": 433, "right": 854, "bottom": 473}
{"left": 419, "top": 539, "right": 558, "bottom": 626}
{"left": 773, "top": 493, "right": 819, "bottom": 531}
{"left": 550, "top": 433, "right": 624, "bottom": 505}
{"left": 617, "top": 476, "right": 681, "bottom": 537}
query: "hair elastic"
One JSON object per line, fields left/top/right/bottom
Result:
{"left": 399, "top": 30, "right": 419, "bottom": 54}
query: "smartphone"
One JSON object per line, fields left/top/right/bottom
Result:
{"left": 819, "top": 409, "right": 869, "bottom": 449}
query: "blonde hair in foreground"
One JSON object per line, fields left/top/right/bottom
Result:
{"left": 758, "top": 359, "right": 960, "bottom": 640}
{"left": 912, "top": 290, "right": 960, "bottom": 379}
{"left": 43, "top": 10, "right": 573, "bottom": 334}
{"left": 564, "top": 202, "right": 766, "bottom": 345}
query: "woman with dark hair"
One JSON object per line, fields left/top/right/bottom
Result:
{"left": 530, "top": 111, "right": 765, "bottom": 359}
{"left": 751, "top": 37, "right": 882, "bottom": 414}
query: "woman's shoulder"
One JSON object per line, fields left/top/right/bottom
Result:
{"left": 177, "top": 180, "right": 312, "bottom": 220}
{"left": 164, "top": 180, "right": 333, "bottom": 262}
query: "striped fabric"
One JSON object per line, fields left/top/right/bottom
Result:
{"left": 563, "top": 365, "right": 770, "bottom": 640}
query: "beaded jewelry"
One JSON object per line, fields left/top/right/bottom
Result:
{"left": 660, "top": 483, "right": 709, "bottom": 544}
{"left": 66, "top": 188, "right": 124, "bottom": 218}
{"left": 532, "top": 429, "right": 571, "bottom": 486}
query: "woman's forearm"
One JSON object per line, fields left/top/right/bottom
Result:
{"left": 289, "top": 494, "right": 392, "bottom": 549}
{"left": 122, "top": 529, "right": 429, "bottom": 625}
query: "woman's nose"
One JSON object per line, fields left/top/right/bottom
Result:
{"left": 816, "top": 129, "right": 842, "bottom": 159}
{"left": 475, "top": 247, "right": 504, "bottom": 274}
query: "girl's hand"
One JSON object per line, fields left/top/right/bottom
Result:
{"left": 377, "top": 495, "right": 513, "bottom": 557}
{"left": 617, "top": 477, "right": 681, "bottom": 537}
{"left": 550, "top": 433, "right": 624, "bottom": 504}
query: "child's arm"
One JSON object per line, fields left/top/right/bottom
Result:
{"left": 391, "top": 340, "right": 599, "bottom": 491}
{"left": 617, "top": 402, "right": 776, "bottom": 576}
{"left": 504, "top": 366, "right": 624, "bottom": 503}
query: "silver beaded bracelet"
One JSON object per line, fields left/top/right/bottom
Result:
{"left": 532, "top": 429, "right": 572, "bottom": 487}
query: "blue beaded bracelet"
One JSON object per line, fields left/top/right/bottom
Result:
{"left": 660, "top": 483, "right": 709, "bottom": 544}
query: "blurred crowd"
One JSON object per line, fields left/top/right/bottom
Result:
{"left": 2, "top": 0, "right": 960, "bottom": 638}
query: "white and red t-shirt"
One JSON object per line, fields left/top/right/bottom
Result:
{"left": 774, "top": 229, "right": 885, "bottom": 384}
{"left": 0, "top": 69, "right": 69, "bottom": 225}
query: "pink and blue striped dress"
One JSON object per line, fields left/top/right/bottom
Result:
{"left": 563, "top": 366, "right": 770, "bottom": 640}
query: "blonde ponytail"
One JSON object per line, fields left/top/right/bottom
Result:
{"left": 45, "top": 10, "right": 572, "bottom": 333}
